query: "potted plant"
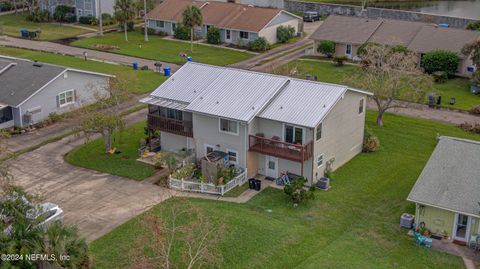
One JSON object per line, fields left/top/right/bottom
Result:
{"left": 441, "top": 230, "right": 453, "bottom": 243}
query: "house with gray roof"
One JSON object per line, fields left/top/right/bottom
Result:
{"left": 407, "top": 136, "right": 480, "bottom": 242}
{"left": 141, "top": 62, "right": 372, "bottom": 185}
{"left": 0, "top": 56, "right": 111, "bottom": 129}
{"left": 310, "top": 15, "right": 480, "bottom": 77}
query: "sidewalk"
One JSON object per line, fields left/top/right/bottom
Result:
{"left": 0, "top": 35, "right": 181, "bottom": 71}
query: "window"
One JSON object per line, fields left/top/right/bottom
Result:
{"left": 285, "top": 125, "right": 304, "bottom": 144}
{"left": 84, "top": 0, "right": 92, "bottom": 11}
{"left": 219, "top": 118, "right": 238, "bottom": 135}
{"left": 239, "top": 31, "right": 249, "bottom": 39}
{"left": 316, "top": 154, "right": 324, "bottom": 168}
{"left": 316, "top": 123, "right": 322, "bottom": 141}
{"left": 205, "top": 144, "right": 214, "bottom": 155}
{"left": 206, "top": 25, "right": 210, "bottom": 32}
{"left": 159, "top": 107, "right": 182, "bottom": 121}
{"left": 345, "top": 44, "right": 352, "bottom": 56}
{"left": 77, "top": 9, "right": 83, "bottom": 16}
{"left": 358, "top": 98, "right": 364, "bottom": 114}
{"left": 57, "top": 90, "right": 75, "bottom": 107}
{"left": 227, "top": 149, "right": 238, "bottom": 164}
{"left": 226, "top": 29, "right": 231, "bottom": 40}
{"left": 156, "top": 20, "right": 165, "bottom": 28}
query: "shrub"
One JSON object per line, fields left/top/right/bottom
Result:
{"left": 363, "top": 128, "right": 380, "bottom": 152}
{"left": 284, "top": 177, "right": 315, "bottom": 204}
{"left": 470, "top": 105, "right": 480, "bottom": 115}
{"left": 432, "top": 71, "right": 448, "bottom": 83}
{"left": 421, "top": 50, "right": 460, "bottom": 76}
{"left": 119, "top": 21, "right": 135, "bottom": 31}
{"left": 206, "top": 26, "right": 221, "bottom": 45}
{"left": 357, "top": 42, "right": 381, "bottom": 56}
{"left": 467, "top": 21, "right": 480, "bottom": 31}
{"left": 64, "top": 14, "right": 77, "bottom": 23}
{"left": 333, "top": 55, "right": 348, "bottom": 66}
{"left": 171, "top": 164, "right": 195, "bottom": 179}
{"left": 390, "top": 44, "right": 409, "bottom": 54}
{"left": 471, "top": 70, "right": 480, "bottom": 87}
{"left": 276, "top": 25, "right": 295, "bottom": 43}
{"left": 101, "top": 13, "right": 116, "bottom": 25}
{"left": 145, "top": 27, "right": 156, "bottom": 35}
{"left": 0, "top": 1, "right": 12, "bottom": 12}
{"left": 173, "top": 24, "right": 191, "bottom": 40}
{"left": 317, "top": 40, "right": 335, "bottom": 58}
{"left": 26, "top": 9, "right": 51, "bottom": 22}
{"left": 53, "top": 5, "right": 75, "bottom": 22}
{"left": 247, "top": 37, "right": 270, "bottom": 52}
{"left": 78, "top": 15, "right": 97, "bottom": 25}
{"left": 457, "top": 122, "right": 480, "bottom": 133}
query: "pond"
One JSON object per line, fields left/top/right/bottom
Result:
{"left": 366, "top": 0, "right": 480, "bottom": 19}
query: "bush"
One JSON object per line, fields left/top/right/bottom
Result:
{"left": 119, "top": 21, "right": 134, "bottom": 31}
{"left": 276, "top": 25, "right": 295, "bottom": 43}
{"left": 78, "top": 15, "right": 97, "bottom": 25}
{"left": 0, "top": 1, "right": 12, "bottom": 12}
{"left": 457, "top": 122, "right": 480, "bottom": 133}
{"left": 333, "top": 55, "right": 348, "bottom": 66}
{"left": 101, "top": 13, "right": 116, "bottom": 26}
{"left": 284, "top": 177, "right": 315, "bottom": 204}
{"left": 25, "top": 9, "right": 51, "bottom": 22}
{"left": 357, "top": 42, "right": 381, "bottom": 56}
{"left": 432, "top": 71, "right": 448, "bottom": 83}
{"left": 363, "top": 128, "right": 380, "bottom": 152}
{"left": 247, "top": 37, "right": 270, "bottom": 52}
{"left": 173, "top": 24, "right": 191, "bottom": 40}
{"left": 470, "top": 105, "right": 480, "bottom": 115}
{"left": 317, "top": 40, "right": 335, "bottom": 58}
{"left": 467, "top": 21, "right": 480, "bottom": 31}
{"left": 471, "top": 70, "right": 480, "bottom": 87}
{"left": 53, "top": 5, "right": 75, "bottom": 22}
{"left": 421, "top": 50, "right": 460, "bottom": 76}
{"left": 64, "top": 14, "right": 77, "bottom": 23}
{"left": 390, "top": 44, "right": 409, "bottom": 54}
{"left": 206, "top": 26, "right": 221, "bottom": 45}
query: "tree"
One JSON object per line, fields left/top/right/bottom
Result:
{"left": 466, "top": 20, "right": 480, "bottom": 31}
{"left": 421, "top": 50, "right": 460, "bottom": 76}
{"left": 129, "top": 198, "right": 224, "bottom": 269}
{"left": 114, "top": 0, "right": 136, "bottom": 42}
{"left": 206, "top": 26, "right": 220, "bottom": 44}
{"left": 348, "top": 44, "right": 433, "bottom": 126}
{"left": 317, "top": 40, "right": 335, "bottom": 58}
{"left": 74, "top": 75, "right": 130, "bottom": 153}
{"left": 182, "top": 5, "right": 203, "bottom": 53}
{"left": 276, "top": 25, "right": 295, "bottom": 43}
{"left": 284, "top": 177, "right": 315, "bottom": 204}
{"left": 462, "top": 39, "right": 480, "bottom": 68}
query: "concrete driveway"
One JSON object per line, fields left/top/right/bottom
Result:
{"left": 7, "top": 133, "right": 172, "bottom": 242}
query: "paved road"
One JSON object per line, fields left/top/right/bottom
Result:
{"left": 0, "top": 35, "right": 181, "bottom": 71}
{"left": 7, "top": 110, "right": 172, "bottom": 242}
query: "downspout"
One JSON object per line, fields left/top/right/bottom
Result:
{"left": 18, "top": 106, "right": 23, "bottom": 128}
{"left": 244, "top": 122, "right": 248, "bottom": 173}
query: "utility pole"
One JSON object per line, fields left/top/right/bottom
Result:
{"left": 144, "top": 0, "right": 148, "bottom": 41}
{"left": 98, "top": 0, "right": 104, "bottom": 36}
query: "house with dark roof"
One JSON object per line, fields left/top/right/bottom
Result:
{"left": 0, "top": 56, "right": 111, "bottom": 129}
{"left": 145, "top": 0, "right": 301, "bottom": 45}
{"left": 407, "top": 137, "right": 480, "bottom": 242}
{"left": 310, "top": 15, "right": 480, "bottom": 77}
{"left": 141, "top": 62, "right": 372, "bottom": 186}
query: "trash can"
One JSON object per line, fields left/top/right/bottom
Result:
{"left": 163, "top": 67, "right": 171, "bottom": 76}
{"left": 400, "top": 213, "right": 414, "bottom": 229}
{"left": 248, "top": 178, "right": 256, "bottom": 189}
{"left": 254, "top": 179, "right": 261, "bottom": 191}
{"left": 21, "top": 29, "right": 29, "bottom": 38}
{"left": 187, "top": 56, "right": 192, "bottom": 62}
{"left": 132, "top": 62, "right": 138, "bottom": 70}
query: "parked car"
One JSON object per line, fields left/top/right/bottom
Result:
{"left": 303, "top": 11, "right": 320, "bottom": 22}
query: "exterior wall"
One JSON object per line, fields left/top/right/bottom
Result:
{"left": 458, "top": 57, "right": 476, "bottom": 78}
{"left": 313, "top": 40, "right": 360, "bottom": 59}
{"left": 229, "top": 30, "right": 259, "bottom": 46}
{"left": 17, "top": 70, "right": 108, "bottom": 127}
{"left": 160, "top": 132, "right": 191, "bottom": 152}
{"left": 39, "top": 0, "right": 110, "bottom": 18}
{"left": 312, "top": 91, "right": 366, "bottom": 183}
{"left": 147, "top": 20, "right": 175, "bottom": 35}
{"left": 259, "top": 13, "right": 299, "bottom": 44}
{"left": 192, "top": 113, "right": 248, "bottom": 169}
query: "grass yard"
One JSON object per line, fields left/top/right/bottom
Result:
{"left": 65, "top": 121, "right": 155, "bottom": 180}
{"left": 222, "top": 182, "right": 250, "bottom": 198}
{"left": 0, "top": 46, "right": 166, "bottom": 94}
{"left": 71, "top": 31, "right": 254, "bottom": 66}
{"left": 89, "top": 111, "right": 479, "bottom": 268}
{"left": 0, "top": 13, "right": 93, "bottom": 40}
{"left": 287, "top": 58, "right": 479, "bottom": 111}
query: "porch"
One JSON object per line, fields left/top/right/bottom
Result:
{"left": 147, "top": 114, "right": 193, "bottom": 137}
{"left": 248, "top": 134, "right": 313, "bottom": 163}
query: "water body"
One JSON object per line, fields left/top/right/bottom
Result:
{"left": 366, "top": 0, "right": 480, "bottom": 19}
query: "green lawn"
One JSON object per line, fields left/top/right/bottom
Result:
{"left": 0, "top": 13, "right": 93, "bottom": 40}
{"left": 66, "top": 121, "right": 155, "bottom": 180}
{"left": 71, "top": 31, "right": 254, "bottom": 66}
{"left": 287, "top": 58, "right": 479, "bottom": 111}
{"left": 0, "top": 46, "right": 166, "bottom": 94}
{"left": 222, "top": 182, "right": 250, "bottom": 198}
{"left": 89, "top": 111, "right": 479, "bottom": 268}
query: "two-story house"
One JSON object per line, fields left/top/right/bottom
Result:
{"left": 141, "top": 62, "right": 371, "bottom": 185}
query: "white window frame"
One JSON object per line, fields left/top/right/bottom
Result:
{"left": 358, "top": 98, "right": 365, "bottom": 115}
{"left": 315, "top": 123, "right": 322, "bottom": 141}
{"left": 77, "top": 9, "right": 83, "bottom": 16}
{"left": 283, "top": 124, "right": 305, "bottom": 145}
{"left": 345, "top": 44, "right": 352, "bottom": 57}
{"left": 156, "top": 20, "right": 165, "bottom": 28}
{"left": 316, "top": 154, "right": 324, "bottom": 168}
{"left": 219, "top": 118, "right": 239, "bottom": 136}
{"left": 204, "top": 144, "right": 215, "bottom": 155}
{"left": 58, "top": 90, "right": 75, "bottom": 107}
{"left": 225, "top": 29, "right": 231, "bottom": 41}
{"left": 226, "top": 148, "right": 238, "bottom": 165}
{"left": 239, "top": 31, "right": 249, "bottom": 40}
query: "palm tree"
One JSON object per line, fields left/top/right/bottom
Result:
{"left": 114, "top": 0, "right": 136, "bottom": 42}
{"left": 182, "top": 5, "right": 203, "bottom": 53}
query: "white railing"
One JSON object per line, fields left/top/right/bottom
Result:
{"left": 169, "top": 168, "right": 247, "bottom": 196}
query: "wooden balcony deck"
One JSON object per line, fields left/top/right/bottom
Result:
{"left": 147, "top": 114, "right": 193, "bottom": 137}
{"left": 248, "top": 135, "right": 313, "bottom": 163}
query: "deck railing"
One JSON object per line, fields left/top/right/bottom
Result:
{"left": 147, "top": 114, "right": 193, "bottom": 137}
{"left": 248, "top": 135, "right": 313, "bottom": 162}
{"left": 169, "top": 168, "right": 247, "bottom": 196}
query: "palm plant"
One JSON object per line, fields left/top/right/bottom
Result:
{"left": 114, "top": 0, "right": 136, "bottom": 42}
{"left": 182, "top": 5, "right": 203, "bottom": 52}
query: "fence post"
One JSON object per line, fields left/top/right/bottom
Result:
{"left": 221, "top": 185, "right": 224, "bottom": 196}
{"left": 181, "top": 178, "right": 184, "bottom": 190}
{"left": 201, "top": 181, "right": 204, "bottom": 192}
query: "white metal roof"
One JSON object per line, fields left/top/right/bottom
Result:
{"left": 258, "top": 79, "right": 348, "bottom": 128}
{"left": 140, "top": 96, "right": 188, "bottom": 110}
{"left": 146, "top": 62, "right": 371, "bottom": 126}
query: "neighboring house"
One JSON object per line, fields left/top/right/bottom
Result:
{"left": 310, "top": 15, "right": 480, "bottom": 77}
{"left": 39, "top": 0, "right": 115, "bottom": 19}
{"left": 0, "top": 56, "right": 111, "bottom": 129}
{"left": 145, "top": 0, "right": 301, "bottom": 45}
{"left": 407, "top": 137, "right": 480, "bottom": 243}
{"left": 141, "top": 62, "right": 371, "bottom": 185}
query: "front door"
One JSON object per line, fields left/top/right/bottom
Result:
{"left": 225, "top": 29, "right": 232, "bottom": 42}
{"left": 454, "top": 213, "right": 471, "bottom": 241}
{"left": 345, "top": 44, "right": 352, "bottom": 58}
{"left": 265, "top": 156, "right": 278, "bottom": 179}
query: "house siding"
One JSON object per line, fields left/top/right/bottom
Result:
{"left": 259, "top": 12, "right": 300, "bottom": 44}
{"left": 160, "top": 132, "right": 192, "bottom": 152}
{"left": 39, "top": 0, "right": 111, "bottom": 18}
{"left": 147, "top": 20, "right": 175, "bottom": 35}
{"left": 17, "top": 71, "right": 108, "bottom": 127}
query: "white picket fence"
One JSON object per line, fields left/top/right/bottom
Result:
{"left": 169, "top": 168, "right": 247, "bottom": 196}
